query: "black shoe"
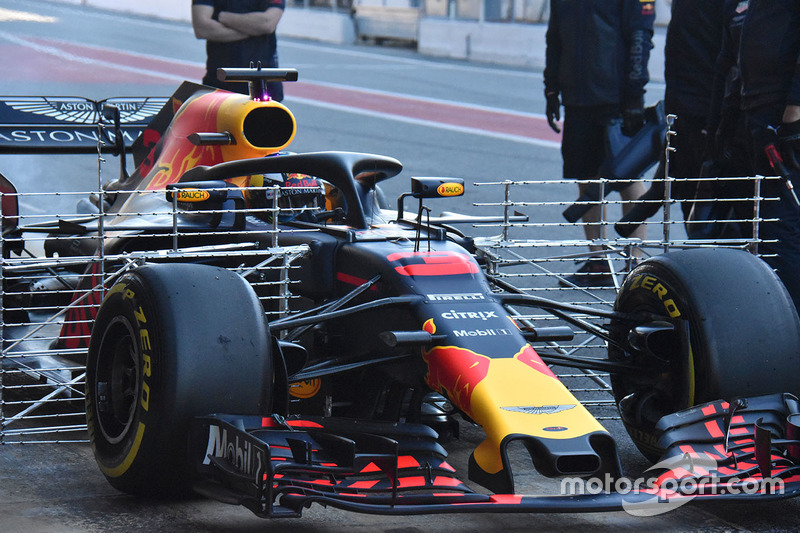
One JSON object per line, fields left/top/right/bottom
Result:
{"left": 559, "top": 260, "right": 614, "bottom": 287}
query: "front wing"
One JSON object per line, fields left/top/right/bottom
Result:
{"left": 189, "top": 393, "right": 800, "bottom": 518}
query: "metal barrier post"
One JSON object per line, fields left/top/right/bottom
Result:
{"left": 502, "top": 180, "right": 511, "bottom": 241}
{"left": 662, "top": 115, "right": 677, "bottom": 252}
{"left": 96, "top": 117, "right": 108, "bottom": 325}
{"left": 172, "top": 193, "right": 180, "bottom": 252}
{"left": 272, "top": 187, "right": 280, "bottom": 248}
{"left": 598, "top": 178, "right": 606, "bottom": 244}
{"left": 752, "top": 175, "right": 763, "bottom": 256}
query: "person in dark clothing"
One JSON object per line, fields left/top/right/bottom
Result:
{"left": 191, "top": 0, "right": 285, "bottom": 101}
{"left": 662, "top": 0, "right": 724, "bottom": 231}
{"left": 692, "top": 0, "right": 754, "bottom": 239}
{"left": 664, "top": 0, "right": 723, "bottom": 149}
{"left": 544, "top": 0, "right": 655, "bottom": 286}
{"left": 735, "top": 0, "right": 800, "bottom": 311}
{"left": 707, "top": 0, "right": 749, "bottom": 173}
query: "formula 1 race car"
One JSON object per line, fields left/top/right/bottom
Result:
{"left": 3, "top": 68, "right": 800, "bottom": 517}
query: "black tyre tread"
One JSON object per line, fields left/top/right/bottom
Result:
{"left": 610, "top": 248, "right": 800, "bottom": 459}
{"left": 635, "top": 248, "right": 800, "bottom": 400}
{"left": 86, "top": 263, "right": 272, "bottom": 495}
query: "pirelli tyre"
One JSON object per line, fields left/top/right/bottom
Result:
{"left": 609, "top": 248, "right": 800, "bottom": 461}
{"left": 86, "top": 263, "right": 273, "bottom": 495}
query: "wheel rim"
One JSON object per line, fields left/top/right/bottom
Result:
{"left": 94, "top": 317, "right": 139, "bottom": 445}
{"left": 613, "top": 301, "right": 691, "bottom": 429}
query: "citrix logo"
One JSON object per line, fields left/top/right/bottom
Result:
{"left": 441, "top": 310, "right": 498, "bottom": 321}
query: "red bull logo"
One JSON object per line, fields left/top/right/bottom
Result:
{"left": 421, "top": 319, "right": 558, "bottom": 416}
{"left": 422, "top": 318, "right": 491, "bottom": 417}
{"left": 515, "top": 344, "right": 556, "bottom": 379}
{"left": 142, "top": 91, "right": 295, "bottom": 191}
{"left": 145, "top": 92, "right": 228, "bottom": 190}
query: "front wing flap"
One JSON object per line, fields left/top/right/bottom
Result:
{"left": 190, "top": 398, "right": 800, "bottom": 518}
{"left": 646, "top": 393, "right": 800, "bottom": 499}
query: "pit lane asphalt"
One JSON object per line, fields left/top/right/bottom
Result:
{"left": 1, "top": 1, "right": 799, "bottom": 531}
{"left": 3, "top": 418, "right": 800, "bottom": 532}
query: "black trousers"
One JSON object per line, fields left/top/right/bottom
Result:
{"left": 746, "top": 104, "right": 800, "bottom": 313}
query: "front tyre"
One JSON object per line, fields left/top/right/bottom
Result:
{"left": 609, "top": 248, "right": 800, "bottom": 460}
{"left": 86, "top": 264, "right": 273, "bottom": 495}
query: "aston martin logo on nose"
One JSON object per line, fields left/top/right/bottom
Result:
{"left": 502, "top": 405, "right": 576, "bottom": 415}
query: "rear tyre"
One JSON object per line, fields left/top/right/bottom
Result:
{"left": 86, "top": 263, "right": 272, "bottom": 495}
{"left": 609, "top": 248, "right": 800, "bottom": 460}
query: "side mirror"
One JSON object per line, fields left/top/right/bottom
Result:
{"left": 411, "top": 177, "right": 465, "bottom": 199}
{"left": 166, "top": 181, "right": 232, "bottom": 205}
{"left": 398, "top": 177, "right": 465, "bottom": 220}
{"left": 166, "top": 181, "right": 247, "bottom": 230}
